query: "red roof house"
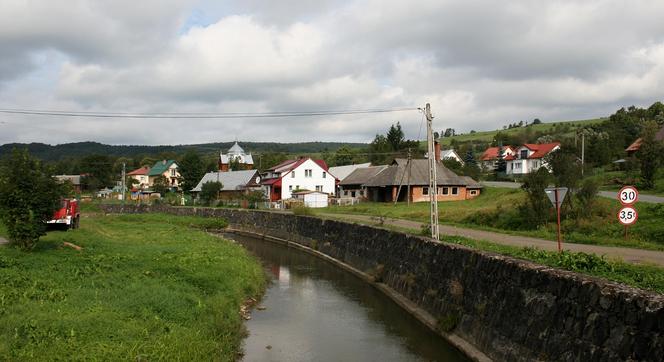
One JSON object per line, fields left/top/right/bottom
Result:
{"left": 505, "top": 142, "right": 561, "bottom": 175}
{"left": 261, "top": 157, "right": 336, "bottom": 202}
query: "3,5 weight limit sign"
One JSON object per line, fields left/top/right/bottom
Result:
{"left": 617, "top": 186, "right": 638, "bottom": 240}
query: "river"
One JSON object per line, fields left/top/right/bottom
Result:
{"left": 227, "top": 233, "right": 468, "bottom": 362}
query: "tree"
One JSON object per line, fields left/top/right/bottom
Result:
{"left": 79, "top": 154, "right": 114, "bottom": 191}
{"left": 386, "top": 122, "right": 405, "bottom": 151}
{"left": 520, "top": 168, "right": 551, "bottom": 227}
{"left": 152, "top": 175, "right": 170, "bottom": 195}
{"left": 199, "top": 181, "right": 223, "bottom": 206}
{"left": 442, "top": 159, "right": 463, "bottom": 174}
{"left": 638, "top": 120, "right": 663, "bottom": 189}
{"left": 462, "top": 149, "right": 481, "bottom": 180}
{"left": 178, "top": 150, "right": 206, "bottom": 191}
{"left": 334, "top": 146, "right": 354, "bottom": 166}
{"left": 546, "top": 148, "right": 582, "bottom": 192}
{"left": 369, "top": 134, "right": 392, "bottom": 165}
{"left": 533, "top": 118, "right": 542, "bottom": 125}
{"left": 493, "top": 146, "right": 507, "bottom": 179}
{"left": 443, "top": 128, "right": 456, "bottom": 137}
{"left": 0, "top": 149, "right": 66, "bottom": 250}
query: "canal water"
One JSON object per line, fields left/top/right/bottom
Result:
{"left": 228, "top": 233, "right": 468, "bottom": 362}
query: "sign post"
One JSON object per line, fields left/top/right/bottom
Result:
{"left": 617, "top": 186, "right": 639, "bottom": 240}
{"left": 545, "top": 187, "right": 568, "bottom": 252}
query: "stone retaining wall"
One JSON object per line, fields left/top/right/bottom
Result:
{"left": 101, "top": 205, "right": 663, "bottom": 362}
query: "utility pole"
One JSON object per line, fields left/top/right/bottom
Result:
{"left": 581, "top": 132, "right": 585, "bottom": 176}
{"left": 425, "top": 103, "right": 439, "bottom": 240}
{"left": 407, "top": 147, "right": 412, "bottom": 206}
{"left": 121, "top": 162, "right": 126, "bottom": 207}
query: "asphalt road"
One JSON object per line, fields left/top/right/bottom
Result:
{"left": 482, "top": 181, "right": 664, "bottom": 204}
{"left": 319, "top": 213, "right": 664, "bottom": 267}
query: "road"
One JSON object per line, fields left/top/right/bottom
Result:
{"left": 482, "top": 181, "right": 664, "bottom": 204}
{"left": 319, "top": 213, "right": 664, "bottom": 267}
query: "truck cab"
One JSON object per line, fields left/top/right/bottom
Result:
{"left": 47, "top": 198, "right": 80, "bottom": 229}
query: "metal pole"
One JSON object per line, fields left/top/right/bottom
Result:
{"left": 426, "top": 103, "right": 439, "bottom": 240}
{"left": 581, "top": 132, "right": 585, "bottom": 176}
{"left": 555, "top": 189, "right": 561, "bottom": 252}
{"left": 407, "top": 148, "right": 412, "bottom": 206}
{"left": 122, "top": 162, "right": 126, "bottom": 207}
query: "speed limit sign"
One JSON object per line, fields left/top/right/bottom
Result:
{"left": 618, "top": 186, "right": 638, "bottom": 205}
{"left": 618, "top": 206, "right": 638, "bottom": 225}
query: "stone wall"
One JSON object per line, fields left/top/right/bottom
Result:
{"left": 101, "top": 205, "right": 663, "bottom": 362}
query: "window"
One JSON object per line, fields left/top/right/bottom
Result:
{"left": 351, "top": 191, "right": 356, "bottom": 197}
{"left": 323, "top": 171, "right": 326, "bottom": 178}
{"left": 291, "top": 171, "right": 295, "bottom": 178}
{"left": 289, "top": 185, "right": 293, "bottom": 192}
{"left": 315, "top": 185, "right": 322, "bottom": 192}
{"left": 170, "top": 169, "right": 176, "bottom": 177}
{"left": 470, "top": 190, "right": 477, "bottom": 195}
{"left": 452, "top": 187, "right": 459, "bottom": 195}
{"left": 304, "top": 169, "right": 313, "bottom": 177}
{"left": 442, "top": 187, "right": 449, "bottom": 195}
{"left": 422, "top": 187, "right": 429, "bottom": 196}
{"left": 520, "top": 150, "right": 529, "bottom": 159}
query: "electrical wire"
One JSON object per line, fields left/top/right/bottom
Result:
{"left": 0, "top": 107, "right": 419, "bottom": 119}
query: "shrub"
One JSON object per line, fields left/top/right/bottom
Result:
{"left": 199, "top": 181, "right": 223, "bottom": 206}
{"left": 292, "top": 205, "right": 314, "bottom": 216}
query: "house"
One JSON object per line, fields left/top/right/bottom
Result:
{"left": 440, "top": 149, "right": 464, "bottom": 165}
{"left": 292, "top": 190, "right": 329, "bottom": 208}
{"left": 261, "top": 157, "right": 337, "bottom": 201}
{"left": 54, "top": 175, "right": 82, "bottom": 193}
{"left": 505, "top": 142, "right": 560, "bottom": 175}
{"left": 127, "top": 166, "right": 150, "bottom": 189}
{"left": 191, "top": 169, "right": 262, "bottom": 199}
{"left": 328, "top": 163, "right": 372, "bottom": 181}
{"left": 480, "top": 145, "right": 516, "bottom": 171}
{"left": 625, "top": 124, "right": 664, "bottom": 156}
{"left": 148, "top": 160, "right": 181, "bottom": 190}
{"left": 338, "top": 165, "right": 388, "bottom": 199}
{"left": 219, "top": 141, "right": 254, "bottom": 171}
{"left": 363, "top": 159, "right": 482, "bottom": 202}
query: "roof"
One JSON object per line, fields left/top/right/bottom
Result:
{"left": 127, "top": 166, "right": 150, "bottom": 176}
{"left": 267, "top": 158, "right": 329, "bottom": 173}
{"left": 626, "top": 125, "right": 664, "bottom": 152}
{"left": 505, "top": 142, "right": 560, "bottom": 160}
{"left": 54, "top": 175, "right": 81, "bottom": 185}
{"left": 328, "top": 163, "right": 372, "bottom": 181}
{"left": 191, "top": 170, "right": 260, "bottom": 192}
{"left": 228, "top": 141, "right": 245, "bottom": 155}
{"left": 340, "top": 165, "right": 388, "bottom": 186}
{"left": 148, "top": 160, "right": 177, "bottom": 176}
{"left": 220, "top": 142, "right": 254, "bottom": 165}
{"left": 440, "top": 149, "right": 459, "bottom": 159}
{"left": 480, "top": 146, "right": 514, "bottom": 161}
{"left": 364, "top": 159, "right": 478, "bottom": 187}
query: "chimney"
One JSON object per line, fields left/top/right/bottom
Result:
{"left": 434, "top": 141, "right": 441, "bottom": 162}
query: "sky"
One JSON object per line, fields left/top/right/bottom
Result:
{"left": 1, "top": 0, "right": 664, "bottom": 145}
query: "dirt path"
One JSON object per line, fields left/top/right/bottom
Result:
{"left": 0, "top": 236, "right": 9, "bottom": 246}
{"left": 319, "top": 213, "right": 664, "bottom": 267}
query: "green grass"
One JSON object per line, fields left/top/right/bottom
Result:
{"left": 0, "top": 213, "right": 265, "bottom": 361}
{"left": 323, "top": 187, "right": 664, "bottom": 250}
{"left": 438, "top": 118, "right": 605, "bottom": 146}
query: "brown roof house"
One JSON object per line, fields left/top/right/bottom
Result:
{"left": 625, "top": 124, "right": 664, "bottom": 156}
{"left": 363, "top": 159, "right": 482, "bottom": 202}
{"left": 338, "top": 165, "right": 388, "bottom": 199}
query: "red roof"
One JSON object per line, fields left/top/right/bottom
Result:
{"left": 480, "top": 146, "right": 514, "bottom": 161}
{"left": 261, "top": 178, "right": 281, "bottom": 186}
{"left": 127, "top": 166, "right": 150, "bottom": 176}
{"left": 506, "top": 142, "right": 560, "bottom": 160}
{"left": 626, "top": 125, "right": 664, "bottom": 153}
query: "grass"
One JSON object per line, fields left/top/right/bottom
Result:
{"left": 438, "top": 118, "right": 605, "bottom": 146}
{"left": 0, "top": 213, "right": 265, "bottom": 361}
{"left": 322, "top": 187, "right": 664, "bottom": 250}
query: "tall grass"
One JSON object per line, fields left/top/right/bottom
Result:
{"left": 0, "top": 213, "right": 265, "bottom": 360}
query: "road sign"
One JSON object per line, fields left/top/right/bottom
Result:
{"left": 618, "top": 206, "right": 638, "bottom": 226}
{"left": 545, "top": 187, "right": 568, "bottom": 208}
{"left": 618, "top": 186, "right": 638, "bottom": 205}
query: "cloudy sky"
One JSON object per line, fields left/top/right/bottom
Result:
{"left": 1, "top": 0, "right": 664, "bottom": 145}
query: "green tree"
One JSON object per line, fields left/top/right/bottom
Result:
{"left": 442, "top": 158, "right": 463, "bottom": 174}
{"left": 369, "top": 134, "right": 392, "bottom": 165}
{"left": 462, "top": 149, "right": 481, "bottom": 180}
{"left": 638, "top": 120, "right": 663, "bottom": 189}
{"left": 152, "top": 175, "right": 171, "bottom": 195}
{"left": 334, "top": 146, "right": 354, "bottom": 166}
{"left": 493, "top": 146, "right": 507, "bottom": 179}
{"left": 547, "top": 147, "right": 582, "bottom": 192}
{"left": 0, "top": 149, "right": 66, "bottom": 250}
{"left": 520, "top": 168, "right": 551, "bottom": 227}
{"left": 79, "top": 154, "right": 114, "bottom": 191}
{"left": 199, "top": 181, "right": 223, "bottom": 206}
{"left": 178, "top": 150, "right": 206, "bottom": 191}
{"left": 386, "top": 122, "right": 405, "bottom": 151}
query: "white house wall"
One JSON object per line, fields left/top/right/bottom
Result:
{"left": 281, "top": 159, "right": 335, "bottom": 199}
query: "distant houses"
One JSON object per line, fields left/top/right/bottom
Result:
{"left": 219, "top": 141, "right": 254, "bottom": 171}
{"left": 625, "top": 124, "right": 664, "bottom": 156}
{"left": 479, "top": 142, "right": 560, "bottom": 175}
{"left": 260, "top": 157, "right": 336, "bottom": 201}
{"left": 126, "top": 160, "right": 181, "bottom": 191}
{"left": 191, "top": 169, "right": 262, "bottom": 198}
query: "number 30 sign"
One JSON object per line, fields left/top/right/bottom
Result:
{"left": 617, "top": 186, "right": 638, "bottom": 226}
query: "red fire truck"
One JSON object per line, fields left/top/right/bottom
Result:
{"left": 47, "top": 198, "right": 80, "bottom": 229}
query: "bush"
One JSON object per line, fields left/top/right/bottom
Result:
{"left": 0, "top": 149, "right": 67, "bottom": 250}
{"left": 292, "top": 205, "right": 314, "bottom": 216}
{"left": 199, "top": 181, "right": 223, "bottom": 206}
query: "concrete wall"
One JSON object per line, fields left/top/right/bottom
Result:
{"left": 102, "top": 205, "right": 663, "bottom": 362}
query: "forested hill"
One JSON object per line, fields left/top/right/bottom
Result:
{"left": 0, "top": 141, "right": 367, "bottom": 161}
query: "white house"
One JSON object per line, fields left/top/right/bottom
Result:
{"left": 261, "top": 158, "right": 337, "bottom": 201}
{"left": 440, "top": 149, "right": 464, "bottom": 165}
{"left": 505, "top": 142, "right": 561, "bottom": 175}
{"left": 480, "top": 145, "right": 516, "bottom": 171}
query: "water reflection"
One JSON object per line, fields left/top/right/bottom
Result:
{"left": 229, "top": 233, "right": 468, "bottom": 362}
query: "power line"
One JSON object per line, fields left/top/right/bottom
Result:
{"left": 0, "top": 107, "right": 419, "bottom": 119}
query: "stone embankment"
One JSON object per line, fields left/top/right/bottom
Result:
{"left": 101, "top": 205, "right": 664, "bottom": 362}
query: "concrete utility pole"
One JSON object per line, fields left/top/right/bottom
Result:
{"left": 581, "top": 132, "right": 585, "bottom": 176}
{"left": 121, "top": 162, "right": 126, "bottom": 206}
{"left": 425, "top": 103, "right": 439, "bottom": 240}
{"left": 407, "top": 147, "right": 412, "bottom": 206}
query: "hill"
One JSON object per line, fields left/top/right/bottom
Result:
{"left": 0, "top": 141, "right": 367, "bottom": 161}
{"left": 438, "top": 118, "right": 606, "bottom": 147}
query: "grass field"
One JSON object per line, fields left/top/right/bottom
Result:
{"left": 0, "top": 213, "right": 265, "bottom": 360}
{"left": 323, "top": 187, "right": 664, "bottom": 250}
{"left": 438, "top": 118, "right": 605, "bottom": 146}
